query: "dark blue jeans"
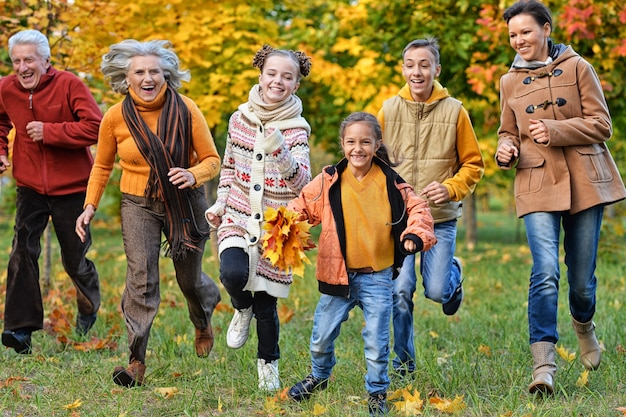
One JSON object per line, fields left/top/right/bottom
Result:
{"left": 219, "top": 247, "right": 279, "bottom": 362}
{"left": 4, "top": 187, "right": 100, "bottom": 331}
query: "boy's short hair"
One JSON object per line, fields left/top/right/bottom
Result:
{"left": 402, "top": 37, "right": 440, "bottom": 65}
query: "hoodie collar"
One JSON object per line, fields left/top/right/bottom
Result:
{"left": 398, "top": 79, "right": 450, "bottom": 104}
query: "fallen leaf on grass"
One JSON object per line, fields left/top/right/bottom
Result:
{"left": 63, "top": 399, "right": 83, "bottom": 409}
{"left": 616, "top": 406, "right": 626, "bottom": 416}
{"left": 391, "top": 387, "right": 424, "bottom": 415}
{"left": 312, "top": 403, "right": 327, "bottom": 415}
{"left": 154, "top": 387, "right": 179, "bottom": 399}
{"left": 576, "top": 370, "right": 589, "bottom": 387}
{"left": 556, "top": 344, "right": 576, "bottom": 362}
{"left": 430, "top": 395, "right": 466, "bottom": 413}
{"left": 478, "top": 344, "right": 492, "bottom": 357}
{"left": 2, "top": 376, "right": 29, "bottom": 387}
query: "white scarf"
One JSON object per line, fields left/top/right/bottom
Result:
{"left": 245, "top": 84, "right": 303, "bottom": 123}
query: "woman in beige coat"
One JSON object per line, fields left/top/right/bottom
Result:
{"left": 495, "top": 0, "right": 626, "bottom": 395}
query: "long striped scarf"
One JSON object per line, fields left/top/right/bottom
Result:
{"left": 122, "top": 85, "right": 207, "bottom": 259}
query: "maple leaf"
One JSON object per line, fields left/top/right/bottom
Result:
{"left": 616, "top": 406, "right": 626, "bottom": 416}
{"left": 430, "top": 395, "right": 467, "bottom": 413}
{"left": 392, "top": 387, "right": 424, "bottom": 416}
{"left": 261, "top": 206, "right": 315, "bottom": 277}
{"left": 556, "top": 344, "right": 576, "bottom": 362}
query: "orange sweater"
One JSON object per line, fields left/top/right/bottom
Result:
{"left": 85, "top": 85, "right": 220, "bottom": 208}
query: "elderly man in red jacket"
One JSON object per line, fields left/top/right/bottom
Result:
{"left": 0, "top": 29, "right": 102, "bottom": 354}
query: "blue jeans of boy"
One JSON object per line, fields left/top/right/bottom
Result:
{"left": 391, "top": 219, "right": 460, "bottom": 372}
{"left": 524, "top": 206, "right": 603, "bottom": 344}
{"left": 309, "top": 268, "right": 393, "bottom": 395}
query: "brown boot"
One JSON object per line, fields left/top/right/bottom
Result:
{"left": 572, "top": 317, "right": 601, "bottom": 370}
{"left": 113, "top": 359, "right": 146, "bottom": 387}
{"left": 195, "top": 325, "right": 214, "bottom": 358}
{"left": 528, "top": 342, "right": 556, "bottom": 395}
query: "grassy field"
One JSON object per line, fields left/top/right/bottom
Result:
{"left": 0, "top": 210, "right": 625, "bottom": 416}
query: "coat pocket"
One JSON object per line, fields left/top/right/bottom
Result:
{"left": 574, "top": 145, "right": 614, "bottom": 183}
{"left": 514, "top": 156, "right": 545, "bottom": 195}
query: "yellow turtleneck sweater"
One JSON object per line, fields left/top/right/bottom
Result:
{"left": 85, "top": 84, "right": 220, "bottom": 208}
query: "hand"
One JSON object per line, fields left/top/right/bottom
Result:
{"left": 403, "top": 239, "right": 417, "bottom": 253}
{"left": 529, "top": 119, "right": 549, "bottom": 144}
{"left": 496, "top": 142, "right": 519, "bottom": 168}
{"left": 26, "top": 121, "right": 44, "bottom": 142}
{"left": 168, "top": 167, "right": 196, "bottom": 189}
{"left": 205, "top": 212, "right": 221, "bottom": 228}
{"left": 75, "top": 204, "right": 96, "bottom": 243}
{"left": 420, "top": 181, "right": 450, "bottom": 205}
{"left": 0, "top": 155, "right": 10, "bottom": 173}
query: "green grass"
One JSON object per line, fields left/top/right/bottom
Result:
{"left": 0, "top": 211, "right": 625, "bottom": 416}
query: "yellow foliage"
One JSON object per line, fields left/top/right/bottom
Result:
{"left": 576, "top": 370, "right": 589, "bottom": 387}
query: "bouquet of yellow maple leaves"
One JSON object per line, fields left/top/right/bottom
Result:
{"left": 261, "top": 206, "right": 316, "bottom": 277}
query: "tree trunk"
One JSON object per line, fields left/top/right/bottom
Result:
{"left": 464, "top": 193, "right": 478, "bottom": 250}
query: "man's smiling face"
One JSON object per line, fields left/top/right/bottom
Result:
{"left": 11, "top": 43, "right": 50, "bottom": 90}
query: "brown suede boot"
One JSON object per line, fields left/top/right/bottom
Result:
{"left": 529, "top": 341, "right": 556, "bottom": 395}
{"left": 571, "top": 317, "right": 601, "bottom": 370}
{"left": 113, "top": 359, "right": 146, "bottom": 387}
{"left": 195, "top": 325, "right": 214, "bottom": 358}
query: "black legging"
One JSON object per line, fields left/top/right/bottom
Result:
{"left": 219, "top": 247, "right": 280, "bottom": 361}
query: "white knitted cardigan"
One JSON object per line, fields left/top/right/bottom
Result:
{"left": 206, "top": 97, "right": 311, "bottom": 299}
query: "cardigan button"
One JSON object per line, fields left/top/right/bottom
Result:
{"left": 254, "top": 184, "right": 261, "bottom": 191}
{"left": 250, "top": 236, "right": 257, "bottom": 243}
{"left": 254, "top": 213, "right": 261, "bottom": 220}
{"left": 259, "top": 126, "right": 263, "bottom": 133}
{"left": 256, "top": 153, "right": 262, "bottom": 161}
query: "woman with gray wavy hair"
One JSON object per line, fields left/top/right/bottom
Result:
{"left": 76, "top": 39, "right": 222, "bottom": 387}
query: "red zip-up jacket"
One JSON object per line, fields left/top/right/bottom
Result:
{"left": 0, "top": 67, "right": 102, "bottom": 196}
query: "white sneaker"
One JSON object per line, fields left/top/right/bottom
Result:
{"left": 226, "top": 306, "right": 253, "bottom": 348}
{"left": 258, "top": 359, "right": 280, "bottom": 391}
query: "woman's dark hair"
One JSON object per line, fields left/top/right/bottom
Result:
{"left": 339, "top": 112, "right": 398, "bottom": 167}
{"left": 503, "top": 0, "right": 552, "bottom": 28}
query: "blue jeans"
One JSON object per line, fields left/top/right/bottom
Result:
{"left": 309, "top": 268, "right": 393, "bottom": 395}
{"left": 524, "top": 206, "right": 603, "bottom": 344}
{"left": 391, "top": 220, "right": 460, "bottom": 371}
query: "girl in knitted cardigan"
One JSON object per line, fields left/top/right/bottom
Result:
{"left": 205, "top": 44, "right": 312, "bottom": 390}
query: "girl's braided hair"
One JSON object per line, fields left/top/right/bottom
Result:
{"left": 252, "top": 44, "right": 312, "bottom": 79}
